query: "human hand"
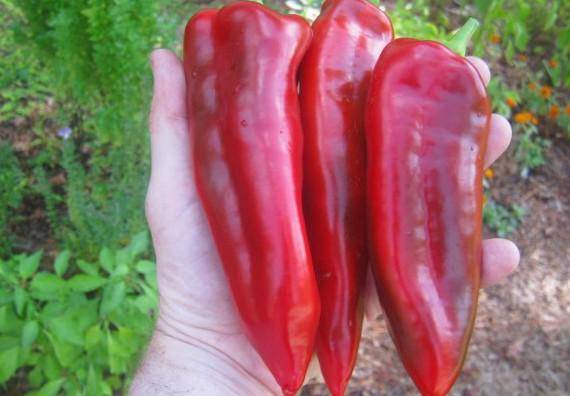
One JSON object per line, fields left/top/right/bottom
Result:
{"left": 129, "top": 50, "right": 519, "bottom": 395}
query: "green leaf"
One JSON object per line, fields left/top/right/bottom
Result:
{"left": 54, "top": 250, "right": 71, "bottom": 277}
{"left": 0, "top": 306, "right": 22, "bottom": 334}
{"left": 474, "top": 0, "right": 494, "bottom": 13}
{"left": 19, "top": 251, "right": 42, "bottom": 279}
{"left": 49, "top": 314, "right": 83, "bottom": 346}
{"left": 46, "top": 332, "right": 81, "bottom": 368}
{"left": 25, "top": 378, "right": 65, "bottom": 396}
{"left": 77, "top": 260, "right": 99, "bottom": 276}
{"left": 40, "top": 301, "right": 65, "bottom": 320}
{"left": 117, "top": 327, "right": 139, "bottom": 355}
{"left": 27, "top": 351, "right": 41, "bottom": 365}
{"left": 21, "top": 321, "right": 39, "bottom": 348}
{"left": 99, "top": 282, "right": 126, "bottom": 316}
{"left": 135, "top": 260, "right": 155, "bottom": 274}
{"left": 14, "top": 287, "right": 28, "bottom": 316}
{"left": 86, "top": 365, "right": 99, "bottom": 396}
{"left": 144, "top": 271, "right": 157, "bottom": 288}
{"left": 0, "top": 346, "right": 19, "bottom": 383}
{"left": 73, "top": 299, "right": 98, "bottom": 331}
{"left": 107, "top": 331, "right": 128, "bottom": 374}
{"left": 30, "top": 273, "right": 66, "bottom": 301}
{"left": 0, "top": 306, "right": 8, "bottom": 331}
{"left": 129, "top": 231, "right": 148, "bottom": 257}
{"left": 28, "top": 365, "right": 43, "bottom": 388}
{"left": 0, "top": 336, "right": 19, "bottom": 352}
{"left": 101, "top": 380, "right": 113, "bottom": 395}
{"left": 85, "top": 324, "right": 102, "bottom": 350}
{"left": 40, "top": 354, "right": 61, "bottom": 381}
{"left": 99, "top": 247, "right": 115, "bottom": 274}
{"left": 68, "top": 274, "right": 107, "bottom": 292}
{"left": 513, "top": 22, "right": 529, "bottom": 50}
{"left": 113, "top": 249, "right": 130, "bottom": 278}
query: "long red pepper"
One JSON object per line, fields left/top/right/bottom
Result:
{"left": 366, "top": 20, "right": 489, "bottom": 396}
{"left": 299, "top": 0, "right": 392, "bottom": 394}
{"left": 183, "top": 3, "right": 319, "bottom": 394}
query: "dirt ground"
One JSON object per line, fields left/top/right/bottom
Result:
{"left": 302, "top": 135, "right": 570, "bottom": 395}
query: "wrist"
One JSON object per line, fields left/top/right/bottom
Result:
{"left": 130, "top": 319, "right": 278, "bottom": 395}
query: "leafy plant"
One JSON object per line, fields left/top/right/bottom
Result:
{"left": 3, "top": 0, "right": 167, "bottom": 257}
{"left": 0, "top": 232, "right": 157, "bottom": 395}
{"left": 483, "top": 200, "right": 526, "bottom": 237}
{"left": 387, "top": 0, "right": 447, "bottom": 41}
{"left": 0, "top": 2, "right": 50, "bottom": 123}
{"left": 515, "top": 125, "right": 550, "bottom": 177}
{"left": 0, "top": 144, "right": 26, "bottom": 256}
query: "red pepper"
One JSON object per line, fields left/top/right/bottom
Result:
{"left": 299, "top": 0, "right": 392, "bottom": 394}
{"left": 183, "top": 3, "right": 319, "bottom": 394}
{"left": 366, "top": 20, "right": 489, "bottom": 396}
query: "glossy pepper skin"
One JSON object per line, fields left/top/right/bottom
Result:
{"left": 299, "top": 0, "right": 392, "bottom": 394}
{"left": 183, "top": 3, "right": 319, "bottom": 394}
{"left": 366, "top": 39, "right": 490, "bottom": 396}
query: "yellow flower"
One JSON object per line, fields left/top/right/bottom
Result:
{"left": 484, "top": 168, "right": 494, "bottom": 179}
{"left": 490, "top": 34, "right": 501, "bottom": 44}
{"left": 514, "top": 111, "right": 533, "bottom": 124}
{"left": 531, "top": 116, "right": 539, "bottom": 125}
{"left": 540, "top": 86, "right": 553, "bottom": 99}
{"left": 549, "top": 59, "right": 558, "bottom": 68}
{"left": 566, "top": 105, "right": 570, "bottom": 116}
{"left": 483, "top": 195, "right": 488, "bottom": 205}
{"left": 506, "top": 97, "right": 517, "bottom": 108}
{"left": 517, "top": 54, "right": 528, "bottom": 62}
{"left": 527, "top": 82, "right": 537, "bottom": 91}
{"left": 549, "top": 105, "right": 559, "bottom": 119}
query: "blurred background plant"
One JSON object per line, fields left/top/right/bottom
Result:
{"left": 0, "top": 0, "right": 568, "bottom": 394}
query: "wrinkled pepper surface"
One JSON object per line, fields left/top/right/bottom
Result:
{"left": 365, "top": 20, "right": 490, "bottom": 396}
{"left": 299, "top": 0, "right": 392, "bottom": 394}
{"left": 183, "top": 3, "right": 320, "bottom": 394}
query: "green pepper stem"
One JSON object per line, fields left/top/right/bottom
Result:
{"left": 445, "top": 18, "right": 480, "bottom": 56}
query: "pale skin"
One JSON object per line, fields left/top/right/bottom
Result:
{"left": 129, "top": 49, "right": 520, "bottom": 395}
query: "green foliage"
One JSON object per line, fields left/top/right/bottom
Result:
{"left": 471, "top": 0, "right": 569, "bottom": 84}
{"left": 0, "top": 233, "right": 157, "bottom": 395}
{"left": 0, "top": 144, "right": 26, "bottom": 256}
{"left": 483, "top": 200, "right": 526, "bottom": 237}
{"left": 0, "top": 2, "right": 50, "bottom": 123}
{"left": 515, "top": 125, "right": 551, "bottom": 176}
{"left": 12, "top": 0, "right": 159, "bottom": 143}
{"left": 465, "top": 0, "right": 570, "bottom": 173}
{"left": 388, "top": 0, "right": 447, "bottom": 41}
{"left": 4, "top": 0, "right": 173, "bottom": 257}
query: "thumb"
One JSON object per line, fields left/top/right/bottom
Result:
{"left": 147, "top": 49, "right": 196, "bottom": 227}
